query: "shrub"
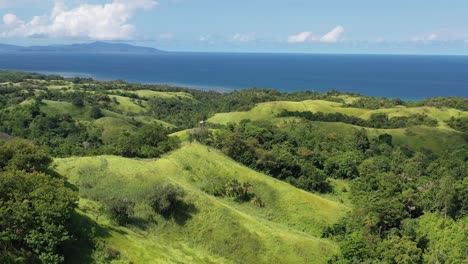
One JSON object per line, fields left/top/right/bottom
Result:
{"left": 224, "top": 179, "right": 254, "bottom": 202}
{"left": 107, "top": 198, "right": 135, "bottom": 226}
{"left": 251, "top": 197, "right": 265, "bottom": 207}
{"left": 90, "top": 105, "right": 103, "bottom": 119}
{"left": 148, "top": 184, "right": 186, "bottom": 217}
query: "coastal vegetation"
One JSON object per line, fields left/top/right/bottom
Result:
{"left": 0, "top": 71, "right": 467, "bottom": 263}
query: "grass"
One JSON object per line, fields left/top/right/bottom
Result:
{"left": 127, "top": 90, "right": 194, "bottom": 100}
{"left": 109, "top": 95, "right": 148, "bottom": 114}
{"left": 208, "top": 100, "right": 468, "bottom": 125}
{"left": 39, "top": 100, "right": 95, "bottom": 121}
{"left": 21, "top": 99, "right": 174, "bottom": 129}
{"left": 55, "top": 143, "right": 349, "bottom": 264}
{"left": 208, "top": 100, "right": 468, "bottom": 153}
{"left": 366, "top": 126, "right": 467, "bottom": 152}
{"left": 93, "top": 117, "right": 136, "bottom": 143}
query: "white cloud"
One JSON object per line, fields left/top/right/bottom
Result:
{"left": 287, "top": 31, "right": 316, "bottom": 43}
{"left": 412, "top": 29, "right": 468, "bottom": 43}
{"left": 0, "top": 0, "right": 158, "bottom": 40}
{"left": 288, "top": 26, "right": 345, "bottom": 44}
{"left": 231, "top": 32, "right": 256, "bottom": 42}
{"left": 3, "top": 13, "right": 21, "bottom": 26}
{"left": 320, "top": 26, "right": 344, "bottom": 43}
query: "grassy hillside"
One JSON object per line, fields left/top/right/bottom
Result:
{"left": 210, "top": 100, "right": 468, "bottom": 153}
{"left": 108, "top": 95, "right": 148, "bottom": 114}
{"left": 54, "top": 143, "right": 348, "bottom": 264}
{"left": 93, "top": 117, "right": 136, "bottom": 143}
{"left": 126, "top": 89, "right": 194, "bottom": 100}
{"left": 208, "top": 100, "right": 468, "bottom": 125}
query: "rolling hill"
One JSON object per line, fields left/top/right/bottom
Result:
{"left": 54, "top": 143, "right": 349, "bottom": 264}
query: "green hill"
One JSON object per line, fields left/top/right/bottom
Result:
{"left": 54, "top": 143, "right": 349, "bottom": 264}
{"left": 209, "top": 100, "right": 468, "bottom": 153}
{"left": 208, "top": 100, "right": 468, "bottom": 125}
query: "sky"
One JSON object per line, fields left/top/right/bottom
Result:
{"left": 0, "top": 0, "right": 468, "bottom": 54}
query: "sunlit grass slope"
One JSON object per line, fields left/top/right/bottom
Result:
{"left": 209, "top": 100, "right": 467, "bottom": 153}
{"left": 208, "top": 100, "right": 468, "bottom": 125}
{"left": 25, "top": 99, "right": 173, "bottom": 128}
{"left": 55, "top": 143, "right": 348, "bottom": 264}
{"left": 109, "top": 95, "right": 147, "bottom": 114}
{"left": 93, "top": 117, "right": 136, "bottom": 143}
{"left": 128, "top": 89, "right": 194, "bottom": 100}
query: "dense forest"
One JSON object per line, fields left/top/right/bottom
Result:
{"left": 0, "top": 71, "right": 467, "bottom": 263}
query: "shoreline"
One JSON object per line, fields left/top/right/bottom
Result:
{"left": 0, "top": 68, "right": 463, "bottom": 101}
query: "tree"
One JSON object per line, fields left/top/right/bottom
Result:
{"left": 90, "top": 105, "right": 103, "bottom": 119}
{"left": 107, "top": 198, "right": 135, "bottom": 226}
{"left": 71, "top": 94, "right": 84, "bottom": 107}
{"left": 0, "top": 139, "right": 52, "bottom": 173}
{"left": 355, "top": 129, "right": 370, "bottom": 152}
{"left": 377, "top": 235, "right": 422, "bottom": 264}
{"left": 0, "top": 170, "right": 77, "bottom": 263}
{"left": 148, "top": 184, "right": 186, "bottom": 217}
{"left": 377, "top": 133, "right": 393, "bottom": 146}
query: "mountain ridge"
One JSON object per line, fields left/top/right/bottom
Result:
{"left": 0, "top": 41, "right": 165, "bottom": 54}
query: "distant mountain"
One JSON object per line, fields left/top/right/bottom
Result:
{"left": 0, "top": 44, "right": 23, "bottom": 52}
{"left": 0, "top": 42, "right": 166, "bottom": 54}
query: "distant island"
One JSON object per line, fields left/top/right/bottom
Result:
{"left": 0, "top": 42, "right": 166, "bottom": 54}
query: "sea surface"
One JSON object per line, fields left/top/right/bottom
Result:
{"left": 1, "top": 52, "right": 468, "bottom": 100}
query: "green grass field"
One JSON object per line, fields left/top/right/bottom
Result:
{"left": 208, "top": 100, "right": 468, "bottom": 153}
{"left": 127, "top": 89, "right": 194, "bottom": 100}
{"left": 54, "top": 143, "right": 348, "bottom": 264}
{"left": 93, "top": 117, "right": 136, "bottom": 143}
{"left": 109, "top": 89, "right": 194, "bottom": 100}
{"left": 109, "top": 95, "right": 148, "bottom": 114}
{"left": 208, "top": 100, "right": 468, "bottom": 125}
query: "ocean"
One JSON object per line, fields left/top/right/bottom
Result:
{"left": 0, "top": 52, "right": 467, "bottom": 100}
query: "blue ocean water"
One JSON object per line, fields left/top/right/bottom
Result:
{"left": 0, "top": 52, "right": 467, "bottom": 100}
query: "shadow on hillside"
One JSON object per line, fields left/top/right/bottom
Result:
{"left": 63, "top": 212, "right": 112, "bottom": 264}
{"left": 131, "top": 216, "right": 154, "bottom": 230}
{"left": 166, "top": 201, "right": 199, "bottom": 226}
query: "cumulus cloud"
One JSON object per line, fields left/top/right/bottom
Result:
{"left": 288, "top": 31, "right": 316, "bottom": 43}
{"left": 3, "top": 13, "right": 21, "bottom": 26}
{"left": 0, "top": 0, "right": 158, "bottom": 40}
{"left": 231, "top": 32, "right": 256, "bottom": 42}
{"left": 319, "top": 26, "right": 344, "bottom": 43}
{"left": 288, "top": 26, "right": 345, "bottom": 44}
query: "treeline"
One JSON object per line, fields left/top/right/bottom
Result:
{"left": 345, "top": 97, "right": 405, "bottom": 109}
{"left": 278, "top": 110, "right": 438, "bottom": 128}
{"left": 346, "top": 96, "right": 468, "bottom": 112}
{"left": 0, "top": 71, "right": 64, "bottom": 83}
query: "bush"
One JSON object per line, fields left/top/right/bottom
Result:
{"left": 90, "top": 105, "right": 103, "bottom": 119}
{"left": 107, "top": 198, "right": 135, "bottom": 226}
{"left": 224, "top": 179, "right": 254, "bottom": 202}
{"left": 148, "top": 184, "right": 186, "bottom": 217}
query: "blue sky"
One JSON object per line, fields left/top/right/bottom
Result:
{"left": 1, "top": 0, "right": 468, "bottom": 54}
